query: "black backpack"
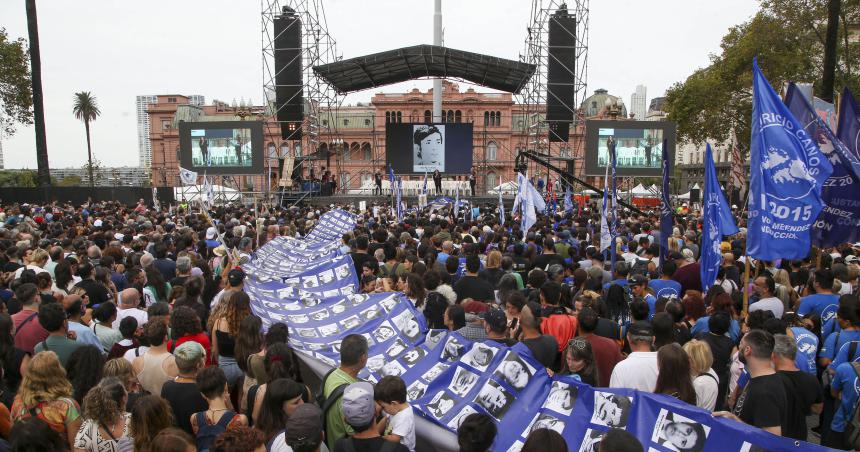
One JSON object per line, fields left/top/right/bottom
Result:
{"left": 315, "top": 368, "right": 350, "bottom": 434}
{"left": 194, "top": 410, "right": 236, "bottom": 452}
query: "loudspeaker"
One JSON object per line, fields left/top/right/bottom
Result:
{"left": 690, "top": 188, "right": 700, "bottom": 203}
{"left": 546, "top": 8, "right": 576, "bottom": 130}
{"left": 549, "top": 121, "right": 569, "bottom": 142}
{"left": 274, "top": 9, "right": 303, "bottom": 140}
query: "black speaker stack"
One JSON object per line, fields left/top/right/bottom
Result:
{"left": 546, "top": 6, "right": 576, "bottom": 143}
{"left": 274, "top": 7, "right": 303, "bottom": 140}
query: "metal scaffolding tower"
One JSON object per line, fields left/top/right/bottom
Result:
{"left": 517, "top": 0, "right": 589, "bottom": 184}
{"left": 261, "top": 0, "right": 342, "bottom": 200}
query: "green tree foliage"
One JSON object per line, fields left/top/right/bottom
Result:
{"left": 0, "top": 170, "right": 37, "bottom": 187}
{"left": 57, "top": 175, "right": 82, "bottom": 186}
{"left": 73, "top": 92, "right": 101, "bottom": 187}
{"left": 664, "top": 0, "right": 860, "bottom": 153}
{"left": 0, "top": 28, "right": 33, "bottom": 136}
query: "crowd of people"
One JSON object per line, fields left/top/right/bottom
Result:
{"left": 0, "top": 196, "right": 856, "bottom": 451}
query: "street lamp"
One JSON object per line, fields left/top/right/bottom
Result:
{"left": 604, "top": 96, "right": 623, "bottom": 120}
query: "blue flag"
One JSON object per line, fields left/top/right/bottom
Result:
{"left": 659, "top": 138, "right": 672, "bottom": 270}
{"left": 825, "top": 87, "right": 860, "bottom": 246}
{"left": 563, "top": 186, "right": 573, "bottom": 213}
{"left": 498, "top": 178, "right": 506, "bottom": 225}
{"left": 396, "top": 177, "right": 403, "bottom": 222}
{"left": 453, "top": 182, "right": 460, "bottom": 218}
{"left": 748, "top": 59, "right": 833, "bottom": 260}
{"left": 609, "top": 138, "right": 618, "bottom": 268}
{"left": 701, "top": 144, "right": 739, "bottom": 292}
{"left": 388, "top": 164, "right": 395, "bottom": 194}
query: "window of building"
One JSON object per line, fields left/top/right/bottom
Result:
{"left": 424, "top": 110, "right": 431, "bottom": 123}
{"left": 486, "top": 172, "right": 497, "bottom": 190}
{"left": 486, "top": 141, "right": 497, "bottom": 161}
{"left": 361, "top": 172, "right": 373, "bottom": 187}
{"left": 385, "top": 111, "right": 391, "bottom": 123}
{"left": 343, "top": 119, "right": 349, "bottom": 126}
{"left": 168, "top": 97, "right": 176, "bottom": 103}
{"left": 364, "top": 118, "right": 371, "bottom": 126}
{"left": 396, "top": 111, "right": 402, "bottom": 123}
{"left": 455, "top": 110, "right": 462, "bottom": 123}
{"left": 362, "top": 143, "right": 371, "bottom": 160}
{"left": 339, "top": 172, "right": 349, "bottom": 190}
{"left": 322, "top": 119, "right": 328, "bottom": 126}
{"left": 267, "top": 143, "right": 277, "bottom": 158}
{"left": 446, "top": 110, "right": 454, "bottom": 123}
{"left": 294, "top": 143, "right": 302, "bottom": 157}
{"left": 161, "top": 120, "right": 171, "bottom": 130}
{"left": 495, "top": 111, "right": 501, "bottom": 126}
{"left": 560, "top": 146, "right": 571, "bottom": 158}
{"left": 280, "top": 143, "right": 289, "bottom": 157}
{"left": 484, "top": 111, "right": 490, "bottom": 126}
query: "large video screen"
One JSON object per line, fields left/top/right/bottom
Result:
{"left": 386, "top": 123, "right": 473, "bottom": 174}
{"left": 179, "top": 121, "right": 264, "bottom": 175}
{"left": 584, "top": 120, "right": 676, "bottom": 177}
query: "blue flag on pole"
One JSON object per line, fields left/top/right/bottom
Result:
{"left": 600, "top": 163, "right": 611, "bottom": 253}
{"left": 396, "top": 177, "right": 403, "bottom": 222}
{"left": 563, "top": 186, "right": 573, "bottom": 213}
{"left": 498, "top": 178, "right": 506, "bottom": 225}
{"left": 748, "top": 59, "right": 833, "bottom": 260}
{"left": 388, "top": 164, "right": 395, "bottom": 194}
{"left": 786, "top": 83, "right": 860, "bottom": 248}
{"left": 453, "top": 182, "right": 460, "bottom": 218}
{"left": 659, "top": 138, "right": 672, "bottom": 270}
{"left": 514, "top": 172, "right": 544, "bottom": 234}
{"left": 609, "top": 138, "right": 618, "bottom": 268}
{"left": 701, "top": 144, "right": 739, "bottom": 292}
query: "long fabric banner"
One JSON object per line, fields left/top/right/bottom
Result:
{"left": 245, "top": 209, "right": 828, "bottom": 452}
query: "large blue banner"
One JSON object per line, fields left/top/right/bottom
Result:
{"left": 785, "top": 83, "right": 860, "bottom": 248}
{"left": 700, "top": 144, "right": 738, "bottom": 292}
{"left": 244, "top": 209, "right": 829, "bottom": 452}
{"left": 748, "top": 59, "right": 833, "bottom": 260}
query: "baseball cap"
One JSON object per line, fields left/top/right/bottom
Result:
{"left": 227, "top": 268, "right": 246, "bottom": 286}
{"left": 206, "top": 227, "right": 217, "bottom": 240}
{"left": 93, "top": 219, "right": 103, "bottom": 228}
{"left": 629, "top": 274, "right": 648, "bottom": 286}
{"left": 341, "top": 382, "right": 375, "bottom": 426}
{"left": 285, "top": 404, "right": 323, "bottom": 445}
{"left": 669, "top": 251, "right": 685, "bottom": 261}
{"left": 628, "top": 321, "right": 654, "bottom": 337}
{"left": 480, "top": 309, "right": 507, "bottom": 331}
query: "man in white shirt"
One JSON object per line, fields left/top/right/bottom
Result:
{"left": 750, "top": 274, "right": 784, "bottom": 318}
{"left": 610, "top": 322, "right": 659, "bottom": 392}
{"left": 113, "top": 288, "right": 148, "bottom": 330}
{"left": 13, "top": 248, "right": 49, "bottom": 279}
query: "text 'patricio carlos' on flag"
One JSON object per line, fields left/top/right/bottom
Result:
{"left": 748, "top": 59, "right": 833, "bottom": 260}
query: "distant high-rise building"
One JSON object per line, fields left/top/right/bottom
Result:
{"left": 0, "top": 134, "right": 4, "bottom": 169}
{"left": 137, "top": 94, "right": 204, "bottom": 167}
{"left": 630, "top": 85, "right": 647, "bottom": 121}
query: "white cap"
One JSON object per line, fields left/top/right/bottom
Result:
{"left": 93, "top": 219, "right": 103, "bottom": 227}
{"left": 206, "top": 227, "right": 217, "bottom": 240}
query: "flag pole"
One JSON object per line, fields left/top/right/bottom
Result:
{"left": 742, "top": 252, "right": 750, "bottom": 318}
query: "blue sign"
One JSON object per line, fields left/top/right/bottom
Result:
{"left": 748, "top": 59, "right": 833, "bottom": 260}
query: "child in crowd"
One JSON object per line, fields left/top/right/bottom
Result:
{"left": 374, "top": 376, "right": 416, "bottom": 452}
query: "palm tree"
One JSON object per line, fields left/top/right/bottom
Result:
{"left": 73, "top": 92, "right": 101, "bottom": 187}
{"left": 26, "top": 0, "right": 50, "bottom": 186}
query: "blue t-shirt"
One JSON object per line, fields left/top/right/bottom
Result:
{"left": 737, "top": 369, "right": 749, "bottom": 389}
{"left": 602, "top": 279, "right": 629, "bottom": 291}
{"left": 645, "top": 294, "right": 657, "bottom": 320}
{"left": 797, "top": 293, "right": 840, "bottom": 318}
{"left": 790, "top": 326, "right": 818, "bottom": 374}
{"left": 648, "top": 279, "right": 682, "bottom": 300}
{"left": 690, "top": 316, "right": 741, "bottom": 343}
{"left": 831, "top": 361, "right": 860, "bottom": 432}
{"left": 822, "top": 315, "right": 843, "bottom": 339}
{"left": 822, "top": 330, "right": 860, "bottom": 367}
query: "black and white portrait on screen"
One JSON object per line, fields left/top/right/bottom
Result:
{"left": 413, "top": 125, "right": 445, "bottom": 172}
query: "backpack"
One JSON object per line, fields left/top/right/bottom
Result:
{"left": 336, "top": 436, "right": 399, "bottom": 452}
{"left": 380, "top": 262, "right": 400, "bottom": 278}
{"left": 194, "top": 410, "right": 236, "bottom": 452}
{"left": 246, "top": 384, "right": 260, "bottom": 427}
{"left": 845, "top": 362, "right": 860, "bottom": 449}
{"left": 315, "top": 368, "right": 349, "bottom": 435}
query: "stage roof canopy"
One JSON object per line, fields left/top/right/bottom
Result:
{"left": 313, "top": 45, "right": 536, "bottom": 94}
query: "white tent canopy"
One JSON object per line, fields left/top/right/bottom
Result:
{"left": 174, "top": 184, "right": 241, "bottom": 202}
{"left": 487, "top": 181, "right": 519, "bottom": 195}
{"left": 628, "top": 183, "right": 652, "bottom": 196}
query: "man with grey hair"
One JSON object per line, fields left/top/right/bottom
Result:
{"left": 772, "top": 334, "right": 823, "bottom": 441}
{"left": 113, "top": 288, "right": 148, "bottom": 329}
{"left": 610, "top": 321, "right": 658, "bottom": 392}
{"left": 170, "top": 255, "right": 192, "bottom": 287}
{"left": 238, "top": 237, "right": 253, "bottom": 264}
{"left": 87, "top": 245, "right": 102, "bottom": 267}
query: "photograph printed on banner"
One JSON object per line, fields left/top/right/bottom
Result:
{"left": 522, "top": 412, "right": 566, "bottom": 436}
{"left": 373, "top": 323, "right": 397, "bottom": 343}
{"left": 339, "top": 286, "right": 355, "bottom": 296}
{"left": 401, "top": 347, "right": 427, "bottom": 367}
{"left": 448, "top": 366, "right": 480, "bottom": 397}
{"left": 446, "top": 405, "right": 479, "bottom": 430}
{"left": 302, "top": 275, "right": 319, "bottom": 288}
{"left": 318, "top": 269, "right": 335, "bottom": 285}
{"left": 738, "top": 442, "right": 772, "bottom": 452}
{"left": 268, "top": 312, "right": 286, "bottom": 322}
{"left": 441, "top": 336, "right": 466, "bottom": 362}
{"left": 367, "top": 355, "right": 386, "bottom": 374}
{"left": 421, "top": 362, "right": 450, "bottom": 383}
{"left": 406, "top": 381, "right": 428, "bottom": 402}
{"left": 474, "top": 380, "right": 514, "bottom": 420}
{"left": 322, "top": 289, "right": 340, "bottom": 298}
{"left": 578, "top": 429, "right": 606, "bottom": 452}
{"left": 342, "top": 315, "right": 362, "bottom": 330}
{"left": 461, "top": 343, "right": 498, "bottom": 372}
{"left": 288, "top": 314, "right": 309, "bottom": 324}
{"left": 650, "top": 409, "right": 710, "bottom": 452}
{"left": 285, "top": 277, "right": 300, "bottom": 286}
{"left": 318, "top": 324, "right": 338, "bottom": 337}
{"left": 335, "top": 264, "right": 351, "bottom": 280}
{"left": 299, "top": 294, "right": 320, "bottom": 307}
{"left": 276, "top": 287, "right": 295, "bottom": 299}
{"left": 331, "top": 301, "right": 348, "bottom": 314}
{"left": 380, "top": 295, "right": 398, "bottom": 312}
{"left": 310, "top": 309, "right": 330, "bottom": 322}
{"left": 542, "top": 381, "right": 579, "bottom": 416}
{"left": 361, "top": 333, "right": 375, "bottom": 346}
{"left": 381, "top": 360, "right": 407, "bottom": 377}
{"left": 425, "top": 330, "right": 447, "bottom": 349}
{"left": 493, "top": 351, "right": 535, "bottom": 391}
{"left": 361, "top": 306, "right": 382, "bottom": 321}
{"left": 296, "top": 328, "right": 318, "bottom": 339}
{"left": 591, "top": 391, "right": 633, "bottom": 429}
{"left": 348, "top": 293, "right": 370, "bottom": 305}
{"left": 385, "top": 338, "right": 408, "bottom": 358}
{"left": 392, "top": 310, "right": 422, "bottom": 341}
{"left": 426, "top": 391, "right": 457, "bottom": 419}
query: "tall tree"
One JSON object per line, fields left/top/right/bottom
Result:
{"left": 73, "top": 92, "right": 101, "bottom": 187}
{"left": 25, "top": 0, "right": 50, "bottom": 186}
{"left": 820, "top": 0, "right": 842, "bottom": 102}
{"left": 0, "top": 28, "right": 32, "bottom": 136}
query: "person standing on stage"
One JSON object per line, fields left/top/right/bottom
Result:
{"left": 469, "top": 170, "right": 477, "bottom": 197}
{"left": 374, "top": 172, "right": 383, "bottom": 196}
{"left": 433, "top": 170, "right": 443, "bottom": 196}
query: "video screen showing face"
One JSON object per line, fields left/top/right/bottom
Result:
{"left": 191, "top": 127, "right": 253, "bottom": 168}
{"left": 413, "top": 125, "right": 445, "bottom": 172}
{"left": 597, "top": 127, "right": 663, "bottom": 169}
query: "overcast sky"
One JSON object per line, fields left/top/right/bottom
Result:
{"left": 0, "top": 0, "right": 760, "bottom": 169}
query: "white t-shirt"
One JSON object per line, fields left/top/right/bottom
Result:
{"left": 838, "top": 281, "right": 854, "bottom": 295}
{"left": 123, "top": 346, "right": 149, "bottom": 364}
{"left": 749, "top": 296, "right": 784, "bottom": 318}
{"left": 113, "top": 307, "right": 148, "bottom": 330}
{"left": 609, "top": 351, "right": 659, "bottom": 392}
{"left": 388, "top": 407, "right": 416, "bottom": 452}
{"left": 692, "top": 369, "right": 719, "bottom": 411}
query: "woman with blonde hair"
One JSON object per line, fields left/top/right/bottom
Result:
{"left": 682, "top": 339, "right": 719, "bottom": 411}
{"left": 74, "top": 377, "right": 130, "bottom": 451}
{"left": 478, "top": 250, "right": 504, "bottom": 287}
{"left": 11, "top": 351, "right": 82, "bottom": 447}
{"left": 773, "top": 269, "right": 798, "bottom": 313}
{"left": 102, "top": 358, "right": 143, "bottom": 412}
